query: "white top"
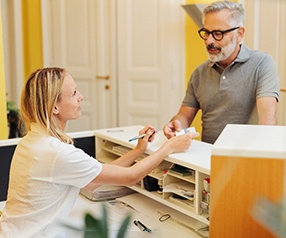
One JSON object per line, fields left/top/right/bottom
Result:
{"left": 0, "top": 124, "right": 102, "bottom": 238}
{"left": 212, "top": 124, "right": 286, "bottom": 159}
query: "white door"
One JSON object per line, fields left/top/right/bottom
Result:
{"left": 41, "top": 0, "right": 185, "bottom": 132}
{"left": 41, "top": 0, "right": 115, "bottom": 132}
{"left": 117, "top": 0, "right": 185, "bottom": 129}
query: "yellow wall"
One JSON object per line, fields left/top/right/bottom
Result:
{"left": 22, "top": 0, "right": 43, "bottom": 79}
{"left": 185, "top": 0, "right": 214, "bottom": 138}
{"left": 185, "top": 0, "right": 214, "bottom": 82}
{"left": 185, "top": 1, "right": 237, "bottom": 138}
{"left": 0, "top": 2, "right": 8, "bottom": 139}
{"left": 0, "top": 1, "right": 42, "bottom": 139}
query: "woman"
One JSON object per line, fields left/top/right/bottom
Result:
{"left": 0, "top": 67, "right": 199, "bottom": 237}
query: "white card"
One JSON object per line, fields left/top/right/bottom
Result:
{"left": 175, "top": 127, "right": 196, "bottom": 136}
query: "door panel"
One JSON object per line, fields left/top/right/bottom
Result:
{"left": 41, "top": 0, "right": 113, "bottom": 132}
{"left": 117, "top": 0, "right": 185, "bottom": 129}
{"left": 41, "top": 0, "right": 185, "bottom": 132}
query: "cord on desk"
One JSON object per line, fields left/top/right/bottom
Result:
{"left": 159, "top": 213, "right": 171, "bottom": 222}
{"left": 156, "top": 209, "right": 209, "bottom": 238}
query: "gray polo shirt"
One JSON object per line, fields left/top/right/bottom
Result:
{"left": 182, "top": 44, "right": 279, "bottom": 144}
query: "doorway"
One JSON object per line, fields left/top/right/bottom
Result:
{"left": 2, "top": 0, "right": 185, "bottom": 133}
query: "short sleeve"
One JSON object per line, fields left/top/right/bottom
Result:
{"left": 51, "top": 143, "right": 102, "bottom": 188}
{"left": 256, "top": 54, "right": 279, "bottom": 101}
{"left": 182, "top": 71, "right": 200, "bottom": 108}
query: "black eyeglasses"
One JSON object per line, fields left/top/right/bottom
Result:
{"left": 198, "top": 27, "right": 240, "bottom": 41}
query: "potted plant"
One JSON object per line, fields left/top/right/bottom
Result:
{"left": 7, "top": 99, "right": 20, "bottom": 138}
{"left": 6, "top": 96, "right": 26, "bottom": 138}
{"left": 64, "top": 204, "right": 131, "bottom": 238}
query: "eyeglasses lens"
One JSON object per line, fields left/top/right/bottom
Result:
{"left": 199, "top": 30, "right": 223, "bottom": 41}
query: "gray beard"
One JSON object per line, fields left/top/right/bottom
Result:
{"left": 207, "top": 38, "right": 237, "bottom": 63}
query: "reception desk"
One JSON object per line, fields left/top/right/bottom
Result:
{"left": 0, "top": 126, "right": 211, "bottom": 237}
{"left": 210, "top": 124, "right": 286, "bottom": 238}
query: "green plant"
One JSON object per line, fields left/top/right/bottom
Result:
{"left": 6, "top": 95, "right": 25, "bottom": 138}
{"left": 64, "top": 204, "right": 131, "bottom": 238}
{"left": 6, "top": 98, "right": 19, "bottom": 138}
{"left": 6, "top": 100, "right": 19, "bottom": 113}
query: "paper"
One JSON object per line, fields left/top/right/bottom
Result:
{"left": 175, "top": 127, "right": 196, "bottom": 136}
{"left": 163, "top": 181, "right": 195, "bottom": 200}
{"left": 80, "top": 185, "right": 135, "bottom": 201}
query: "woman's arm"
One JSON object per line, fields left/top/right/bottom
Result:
{"left": 110, "top": 125, "right": 157, "bottom": 167}
{"left": 84, "top": 131, "right": 199, "bottom": 191}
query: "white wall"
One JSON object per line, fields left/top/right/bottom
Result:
{"left": 1, "top": 0, "right": 24, "bottom": 108}
{"left": 242, "top": 0, "right": 286, "bottom": 125}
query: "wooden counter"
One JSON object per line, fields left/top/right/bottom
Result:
{"left": 210, "top": 124, "right": 286, "bottom": 238}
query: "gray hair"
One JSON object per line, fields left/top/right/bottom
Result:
{"left": 202, "top": 1, "right": 245, "bottom": 27}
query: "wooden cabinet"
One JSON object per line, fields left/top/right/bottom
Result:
{"left": 94, "top": 125, "right": 212, "bottom": 236}
{"left": 210, "top": 124, "right": 286, "bottom": 238}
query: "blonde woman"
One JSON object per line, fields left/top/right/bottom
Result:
{"left": 0, "top": 67, "right": 199, "bottom": 237}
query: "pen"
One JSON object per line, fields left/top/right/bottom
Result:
{"left": 133, "top": 220, "right": 152, "bottom": 233}
{"left": 128, "top": 130, "right": 160, "bottom": 142}
{"left": 107, "top": 129, "right": 124, "bottom": 132}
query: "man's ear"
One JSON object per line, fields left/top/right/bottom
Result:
{"left": 237, "top": 26, "right": 245, "bottom": 43}
{"left": 53, "top": 106, "right": 59, "bottom": 115}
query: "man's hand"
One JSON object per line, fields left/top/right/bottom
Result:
{"left": 163, "top": 120, "right": 182, "bottom": 139}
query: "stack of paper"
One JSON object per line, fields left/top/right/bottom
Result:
{"left": 80, "top": 185, "right": 136, "bottom": 201}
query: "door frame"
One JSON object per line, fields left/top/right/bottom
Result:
{"left": 1, "top": 0, "right": 24, "bottom": 107}
{"left": 41, "top": 0, "right": 118, "bottom": 130}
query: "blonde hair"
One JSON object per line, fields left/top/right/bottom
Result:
{"left": 20, "top": 67, "right": 73, "bottom": 144}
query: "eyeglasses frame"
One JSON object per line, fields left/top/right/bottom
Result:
{"left": 198, "top": 27, "right": 240, "bottom": 41}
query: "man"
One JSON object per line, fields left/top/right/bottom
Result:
{"left": 163, "top": 1, "right": 279, "bottom": 144}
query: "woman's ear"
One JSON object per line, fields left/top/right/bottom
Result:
{"left": 53, "top": 106, "right": 59, "bottom": 115}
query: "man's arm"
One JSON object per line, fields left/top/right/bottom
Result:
{"left": 257, "top": 97, "right": 278, "bottom": 125}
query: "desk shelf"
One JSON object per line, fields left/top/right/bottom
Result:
{"left": 94, "top": 126, "right": 212, "bottom": 234}
{"left": 168, "top": 172, "right": 195, "bottom": 183}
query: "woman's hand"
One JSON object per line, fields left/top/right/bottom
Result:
{"left": 134, "top": 125, "right": 157, "bottom": 153}
{"left": 164, "top": 131, "right": 200, "bottom": 154}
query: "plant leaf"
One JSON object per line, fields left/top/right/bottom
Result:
{"left": 116, "top": 214, "right": 131, "bottom": 238}
{"left": 84, "top": 204, "right": 109, "bottom": 238}
{"left": 85, "top": 213, "right": 98, "bottom": 229}
{"left": 84, "top": 213, "right": 103, "bottom": 238}
{"left": 99, "top": 204, "right": 108, "bottom": 238}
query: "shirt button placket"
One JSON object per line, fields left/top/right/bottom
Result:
{"left": 220, "top": 75, "right": 228, "bottom": 89}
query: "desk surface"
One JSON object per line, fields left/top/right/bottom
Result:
{"left": 213, "top": 124, "right": 286, "bottom": 159}
{"left": 0, "top": 193, "right": 206, "bottom": 238}
{"left": 95, "top": 125, "right": 212, "bottom": 174}
{"left": 70, "top": 193, "right": 207, "bottom": 238}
